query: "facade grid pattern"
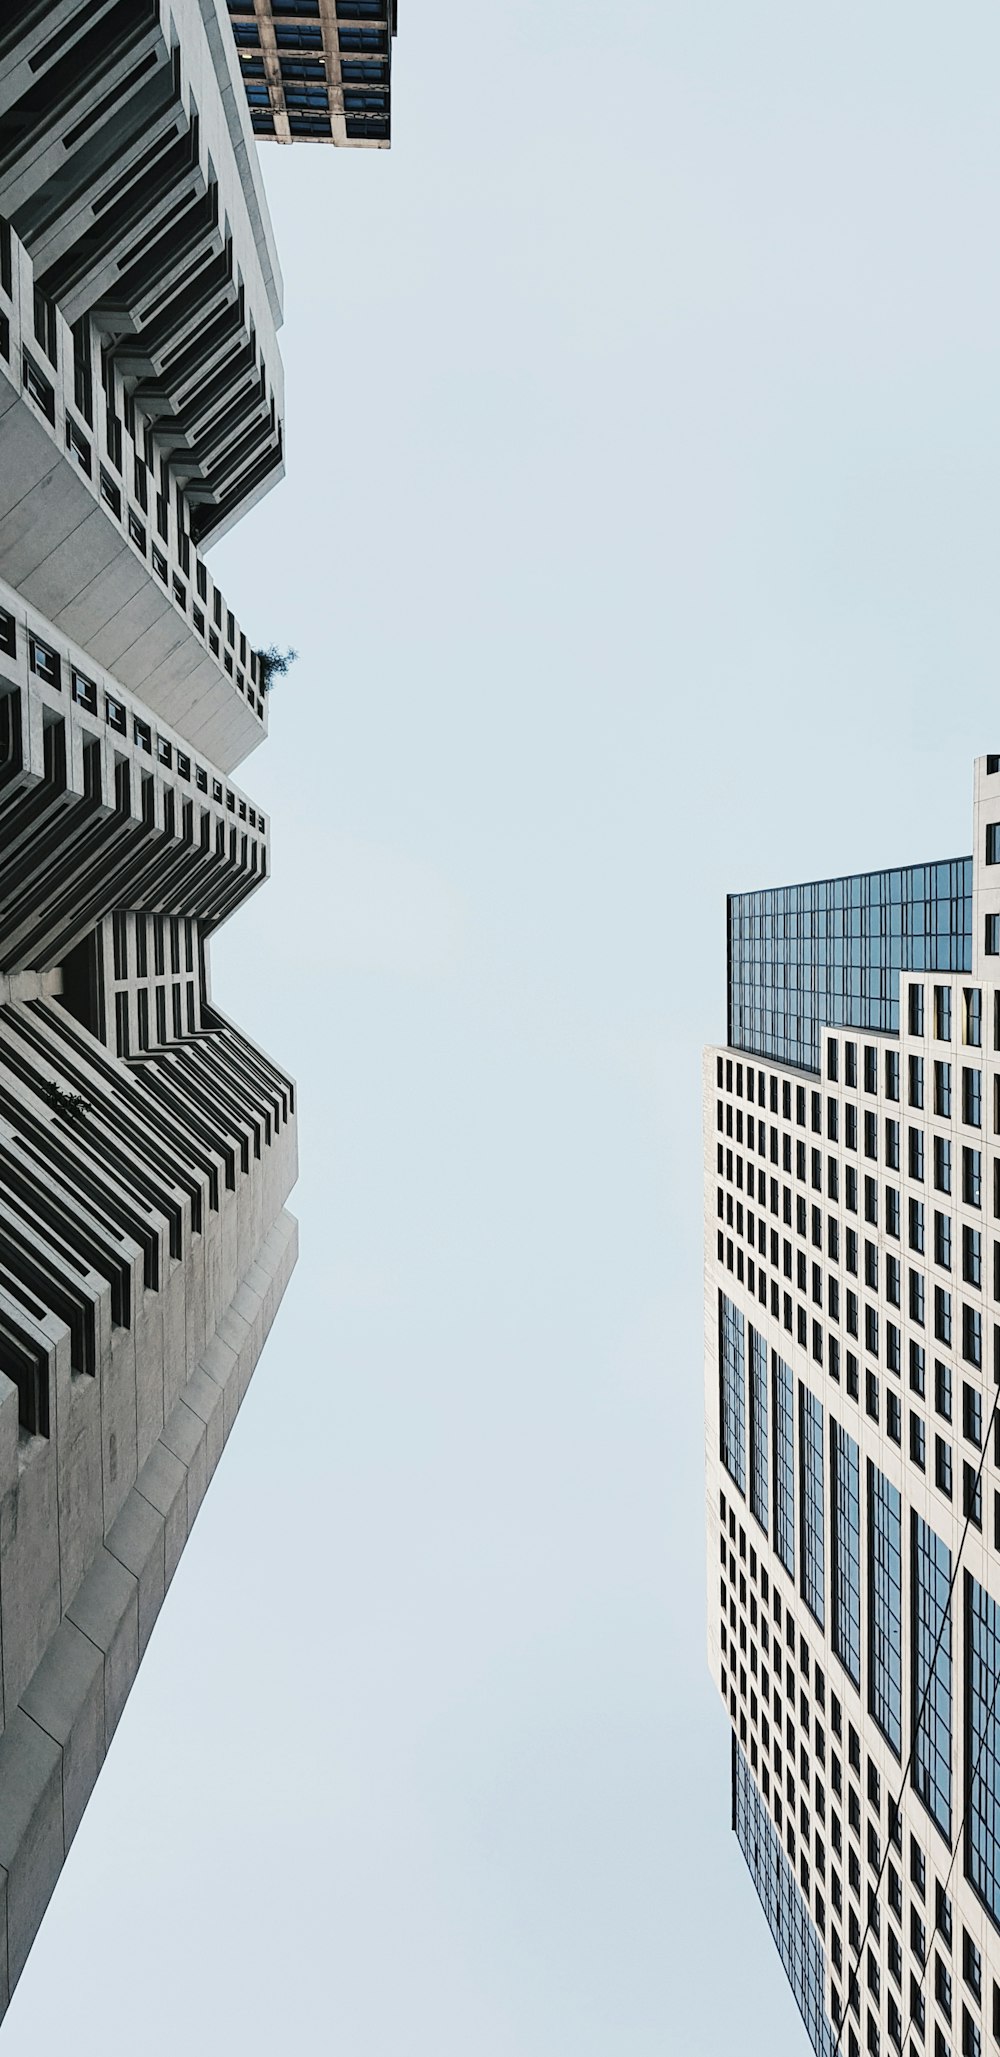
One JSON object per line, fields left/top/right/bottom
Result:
{"left": 734, "top": 1740, "right": 837, "bottom": 2057}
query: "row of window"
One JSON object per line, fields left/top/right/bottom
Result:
{"left": 2, "top": 609, "right": 267, "bottom": 838}
{"left": 9, "top": 262, "right": 267, "bottom": 718}
{"left": 728, "top": 862, "right": 972, "bottom": 1073}
{"left": 721, "top": 1497, "right": 999, "bottom": 2057}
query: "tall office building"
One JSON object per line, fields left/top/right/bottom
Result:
{"left": 0, "top": 0, "right": 321, "bottom": 2016}
{"left": 705, "top": 760, "right": 1000, "bottom": 2057}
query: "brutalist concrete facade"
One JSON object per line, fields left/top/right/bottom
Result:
{"left": 0, "top": 0, "right": 302, "bottom": 2014}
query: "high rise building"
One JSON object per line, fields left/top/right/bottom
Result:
{"left": 705, "top": 759, "right": 1000, "bottom": 2057}
{"left": 0, "top": 0, "right": 320, "bottom": 2016}
{"left": 226, "top": 0, "right": 395, "bottom": 147}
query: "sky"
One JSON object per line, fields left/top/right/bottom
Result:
{"left": 7, "top": 4, "right": 1000, "bottom": 2053}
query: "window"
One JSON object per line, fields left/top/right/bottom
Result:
{"left": 886, "top": 1118, "right": 900, "bottom": 1169}
{"left": 910, "top": 1270, "right": 926, "bottom": 1325}
{"left": 962, "top": 1226, "right": 981, "bottom": 1287}
{"left": 912, "top": 1515, "right": 952, "bottom": 1838}
{"left": 773, "top": 1352, "right": 795, "bottom": 1576}
{"left": 985, "top": 914, "right": 1000, "bottom": 956}
{"left": 911, "top": 985, "right": 926, "bottom": 1035}
{"left": 911, "top": 1128, "right": 926, "bottom": 1181}
{"left": 719, "top": 1293, "right": 747, "bottom": 1492}
{"left": 910, "top": 1198, "right": 925, "bottom": 1252}
{"left": 935, "top": 1358, "right": 953, "bottom": 1421}
{"left": 935, "top": 1061, "right": 953, "bottom": 1116}
{"left": 964, "top": 1461, "right": 982, "bottom": 1529}
{"left": 886, "top": 1050, "right": 900, "bottom": 1101}
{"left": 799, "top": 1386, "right": 824, "bottom": 1626}
{"left": 911, "top": 1412, "right": 926, "bottom": 1469}
{"left": 860, "top": 1482, "right": 897, "bottom": 1778}
{"left": 29, "top": 636, "right": 60, "bottom": 688}
{"left": 963, "top": 1147, "right": 982, "bottom": 1208}
{"left": 963, "top": 1068, "right": 982, "bottom": 1128}
{"left": 962, "top": 1306, "right": 982, "bottom": 1370}
{"left": 935, "top": 1136, "right": 952, "bottom": 1192}
{"left": 934, "top": 1437, "right": 953, "bottom": 1499}
{"left": 910, "top": 1055, "right": 925, "bottom": 1108}
{"left": 935, "top": 1286, "right": 952, "bottom": 1346}
{"left": 936, "top": 1955, "right": 953, "bottom": 2021}
{"left": 962, "top": 1382, "right": 982, "bottom": 1447}
{"left": 749, "top": 1326, "right": 768, "bottom": 1534}
{"left": 935, "top": 1212, "right": 952, "bottom": 1270}
{"left": 965, "top": 987, "right": 982, "bottom": 1049}
{"left": 910, "top": 1341, "right": 926, "bottom": 1395}
{"left": 935, "top": 985, "right": 953, "bottom": 1040}
{"left": 962, "top": 1931, "right": 982, "bottom": 2003}
{"left": 831, "top": 1425, "right": 861, "bottom": 1687}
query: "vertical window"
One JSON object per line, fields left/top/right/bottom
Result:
{"left": 911, "top": 1515, "right": 952, "bottom": 1839}
{"left": 718, "top": 1293, "right": 746, "bottom": 1493}
{"left": 965, "top": 987, "right": 982, "bottom": 1048}
{"left": 831, "top": 1423, "right": 861, "bottom": 1687}
{"left": 799, "top": 1385, "right": 825, "bottom": 1626}
{"left": 934, "top": 1136, "right": 952, "bottom": 1192}
{"left": 910, "top": 985, "right": 926, "bottom": 1035}
{"left": 963, "top": 1067, "right": 982, "bottom": 1128}
{"left": 934, "top": 1062, "right": 952, "bottom": 1117}
{"left": 965, "top": 1573, "right": 1000, "bottom": 1938}
{"left": 773, "top": 1350, "right": 795, "bottom": 1577}
{"left": 963, "top": 1147, "right": 982, "bottom": 1208}
{"left": 749, "top": 1325, "right": 768, "bottom": 1532}
{"left": 869, "top": 1465, "right": 902, "bottom": 1754}
{"left": 934, "top": 986, "right": 952, "bottom": 1040}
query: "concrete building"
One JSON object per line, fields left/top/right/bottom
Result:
{"left": 705, "top": 760, "right": 1000, "bottom": 2057}
{"left": 225, "top": 0, "right": 395, "bottom": 147}
{"left": 0, "top": 0, "right": 306, "bottom": 2015}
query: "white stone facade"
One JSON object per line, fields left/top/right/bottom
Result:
{"left": 705, "top": 759, "right": 1000, "bottom": 2057}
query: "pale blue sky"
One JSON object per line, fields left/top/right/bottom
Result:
{"left": 7, "top": 5, "right": 1000, "bottom": 2052}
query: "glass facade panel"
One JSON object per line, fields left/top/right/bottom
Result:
{"left": 868, "top": 1463, "right": 902, "bottom": 1755}
{"left": 830, "top": 1422, "right": 861, "bottom": 1686}
{"left": 773, "top": 1350, "right": 795, "bottom": 1577}
{"left": 966, "top": 1571, "right": 1000, "bottom": 1926}
{"left": 728, "top": 858, "right": 972, "bottom": 1073}
{"left": 719, "top": 1292, "right": 746, "bottom": 1494}
{"left": 799, "top": 1384, "right": 825, "bottom": 1625}
{"left": 749, "top": 1323, "right": 768, "bottom": 1534}
{"left": 734, "top": 1742, "right": 837, "bottom": 2057}
{"left": 912, "top": 1514, "right": 952, "bottom": 1839}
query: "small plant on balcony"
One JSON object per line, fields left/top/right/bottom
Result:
{"left": 43, "top": 1079, "right": 92, "bottom": 1123}
{"left": 255, "top": 644, "right": 298, "bottom": 694}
